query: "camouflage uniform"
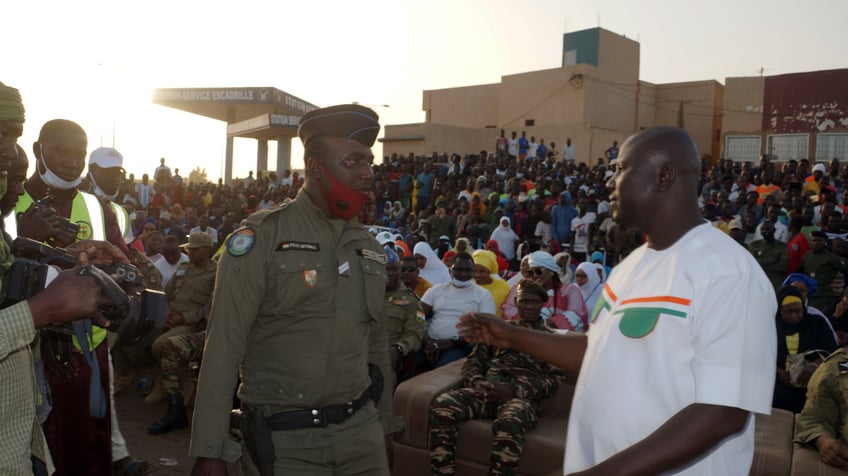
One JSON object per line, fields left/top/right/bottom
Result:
{"left": 748, "top": 239, "right": 789, "bottom": 290}
{"left": 429, "top": 319, "right": 563, "bottom": 476}
{"left": 803, "top": 249, "right": 847, "bottom": 310}
{"left": 796, "top": 347, "right": 848, "bottom": 446}
{"left": 384, "top": 285, "right": 426, "bottom": 386}
{"left": 160, "top": 330, "right": 206, "bottom": 396}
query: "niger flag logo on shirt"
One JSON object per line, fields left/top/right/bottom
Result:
{"left": 593, "top": 284, "right": 691, "bottom": 338}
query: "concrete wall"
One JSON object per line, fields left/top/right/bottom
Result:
{"left": 722, "top": 77, "right": 765, "bottom": 135}
{"left": 651, "top": 80, "right": 724, "bottom": 159}
{"left": 497, "top": 65, "right": 590, "bottom": 131}
{"left": 422, "top": 83, "right": 500, "bottom": 128}
{"left": 381, "top": 123, "right": 496, "bottom": 158}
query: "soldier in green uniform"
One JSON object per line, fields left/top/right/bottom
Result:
{"left": 146, "top": 231, "right": 216, "bottom": 404}
{"left": 190, "top": 104, "right": 398, "bottom": 476}
{"left": 803, "top": 230, "right": 848, "bottom": 310}
{"left": 383, "top": 245, "right": 426, "bottom": 387}
{"left": 748, "top": 221, "right": 789, "bottom": 290}
{"left": 795, "top": 346, "right": 848, "bottom": 469}
{"left": 430, "top": 279, "right": 564, "bottom": 476}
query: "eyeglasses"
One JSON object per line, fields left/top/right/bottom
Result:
{"left": 400, "top": 267, "right": 417, "bottom": 272}
{"left": 531, "top": 267, "right": 548, "bottom": 276}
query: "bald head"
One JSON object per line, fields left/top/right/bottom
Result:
{"left": 624, "top": 127, "right": 701, "bottom": 181}
{"left": 608, "top": 127, "right": 704, "bottom": 249}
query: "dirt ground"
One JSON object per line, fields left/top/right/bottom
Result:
{"left": 114, "top": 389, "right": 240, "bottom": 475}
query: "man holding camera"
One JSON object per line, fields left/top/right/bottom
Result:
{"left": 0, "top": 82, "right": 126, "bottom": 475}
{"left": 14, "top": 117, "right": 133, "bottom": 475}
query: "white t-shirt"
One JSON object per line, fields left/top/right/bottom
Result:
{"left": 507, "top": 138, "right": 519, "bottom": 157}
{"left": 564, "top": 143, "right": 575, "bottom": 161}
{"left": 565, "top": 223, "right": 777, "bottom": 474}
{"left": 155, "top": 253, "right": 190, "bottom": 288}
{"left": 421, "top": 282, "right": 496, "bottom": 340}
{"left": 571, "top": 213, "right": 597, "bottom": 253}
{"left": 534, "top": 221, "right": 552, "bottom": 244}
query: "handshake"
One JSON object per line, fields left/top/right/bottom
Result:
{"left": 4, "top": 237, "right": 165, "bottom": 340}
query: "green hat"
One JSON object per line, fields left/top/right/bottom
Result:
{"left": 182, "top": 231, "right": 213, "bottom": 249}
{"left": 297, "top": 104, "right": 380, "bottom": 147}
{"left": 0, "top": 82, "right": 25, "bottom": 123}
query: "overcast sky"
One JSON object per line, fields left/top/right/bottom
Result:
{"left": 6, "top": 0, "right": 847, "bottom": 181}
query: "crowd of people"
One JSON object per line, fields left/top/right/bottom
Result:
{"left": 5, "top": 75, "right": 848, "bottom": 475}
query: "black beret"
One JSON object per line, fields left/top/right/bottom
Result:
{"left": 297, "top": 104, "right": 380, "bottom": 147}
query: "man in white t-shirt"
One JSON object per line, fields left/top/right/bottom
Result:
{"left": 570, "top": 197, "right": 596, "bottom": 262}
{"left": 418, "top": 253, "right": 496, "bottom": 370}
{"left": 458, "top": 127, "right": 776, "bottom": 475}
{"left": 189, "top": 215, "right": 219, "bottom": 249}
{"left": 154, "top": 235, "right": 190, "bottom": 287}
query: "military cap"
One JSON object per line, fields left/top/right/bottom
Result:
{"left": 297, "top": 104, "right": 380, "bottom": 147}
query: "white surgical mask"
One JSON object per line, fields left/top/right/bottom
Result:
{"left": 38, "top": 146, "right": 82, "bottom": 190}
{"left": 452, "top": 278, "right": 474, "bottom": 288}
{"left": 89, "top": 173, "right": 118, "bottom": 201}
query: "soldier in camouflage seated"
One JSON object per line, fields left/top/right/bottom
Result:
{"left": 429, "top": 279, "right": 564, "bottom": 475}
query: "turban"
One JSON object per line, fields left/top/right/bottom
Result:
{"left": 527, "top": 250, "right": 560, "bottom": 274}
{"left": 0, "top": 82, "right": 25, "bottom": 123}
{"left": 298, "top": 104, "right": 380, "bottom": 147}
{"left": 472, "top": 250, "right": 497, "bottom": 275}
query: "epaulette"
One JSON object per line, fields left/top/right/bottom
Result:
{"left": 246, "top": 199, "right": 295, "bottom": 226}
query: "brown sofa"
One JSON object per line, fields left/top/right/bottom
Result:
{"left": 391, "top": 359, "right": 844, "bottom": 476}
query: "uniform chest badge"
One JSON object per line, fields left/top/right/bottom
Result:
{"left": 391, "top": 298, "right": 410, "bottom": 306}
{"left": 303, "top": 269, "right": 318, "bottom": 288}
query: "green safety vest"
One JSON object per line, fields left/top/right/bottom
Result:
{"left": 16, "top": 190, "right": 108, "bottom": 350}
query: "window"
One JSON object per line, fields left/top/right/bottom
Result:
{"left": 724, "top": 135, "right": 762, "bottom": 161}
{"left": 766, "top": 134, "right": 809, "bottom": 161}
{"left": 815, "top": 133, "right": 848, "bottom": 161}
{"left": 524, "top": 119, "right": 535, "bottom": 127}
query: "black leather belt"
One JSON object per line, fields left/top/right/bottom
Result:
{"left": 265, "top": 390, "right": 371, "bottom": 431}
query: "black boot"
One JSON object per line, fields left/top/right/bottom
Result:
{"left": 148, "top": 394, "right": 188, "bottom": 435}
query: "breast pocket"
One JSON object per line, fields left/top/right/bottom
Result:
{"left": 359, "top": 258, "right": 387, "bottom": 322}
{"left": 270, "top": 252, "right": 334, "bottom": 316}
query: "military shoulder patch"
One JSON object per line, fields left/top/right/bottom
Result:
{"left": 415, "top": 310, "right": 426, "bottom": 323}
{"left": 227, "top": 228, "right": 256, "bottom": 257}
{"left": 358, "top": 248, "right": 387, "bottom": 264}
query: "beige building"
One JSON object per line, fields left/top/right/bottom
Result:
{"left": 382, "top": 27, "right": 847, "bottom": 165}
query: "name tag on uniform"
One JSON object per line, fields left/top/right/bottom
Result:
{"left": 175, "top": 269, "right": 186, "bottom": 277}
{"left": 278, "top": 241, "right": 320, "bottom": 252}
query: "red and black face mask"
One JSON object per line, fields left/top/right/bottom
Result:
{"left": 317, "top": 163, "right": 368, "bottom": 220}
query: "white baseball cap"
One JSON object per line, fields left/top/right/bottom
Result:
{"left": 89, "top": 147, "right": 124, "bottom": 169}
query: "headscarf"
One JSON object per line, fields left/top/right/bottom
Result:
{"left": 527, "top": 251, "right": 560, "bottom": 274}
{"left": 553, "top": 251, "right": 574, "bottom": 284}
{"left": 413, "top": 241, "right": 451, "bottom": 285}
{"left": 490, "top": 216, "right": 519, "bottom": 261}
{"left": 0, "top": 82, "right": 25, "bottom": 123}
{"left": 472, "top": 249, "right": 498, "bottom": 275}
{"left": 486, "top": 240, "right": 510, "bottom": 274}
{"left": 384, "top": 244, "right": 399, "bottom": 264}
{"left": 135, "top": 217, "right": 160, "bottom": 238}
{"left": 454, "top": 237, "right": 472, "bottom": 253}
{"left": 782, "top": 273, "right": 818, "bottom": 301}
{"left": 442, "top": 250, "right": 457, "bottom": 265}
{"left": 576, "top": 262, "right": 603, "bottom": 313}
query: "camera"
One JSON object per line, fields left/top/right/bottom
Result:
{"left": 4, "top": 237, "right": 166, "bottom": 344}
{"left": 32, "top": 195, "right": 81, "bottom": 237}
